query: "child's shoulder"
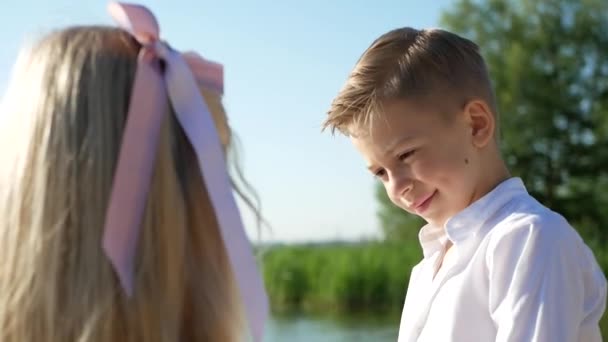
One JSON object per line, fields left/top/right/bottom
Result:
{"left": 485, "top": 191, "right": 585, "bottom": 256}
{"left": 480, "top": 190, "right": 607, "bottom": 297}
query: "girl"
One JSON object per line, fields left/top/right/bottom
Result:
{"left": 0, "top": 2, "right": 267, "bottom": 341}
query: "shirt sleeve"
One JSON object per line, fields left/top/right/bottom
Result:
{"left": 486, "top": 216, "right": 606, "bottom": 342}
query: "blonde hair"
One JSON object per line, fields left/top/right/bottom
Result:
{"left": 0, "top": 26, "right": 261, "bottom": 341}
{"left": 323, "top": 27, "right": 497, "bottom": 136}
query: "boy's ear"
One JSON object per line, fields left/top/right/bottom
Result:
{"left": 464, "top": 99, "right": 495, "bottom": 148}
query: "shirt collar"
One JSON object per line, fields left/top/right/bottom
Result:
{"left": 418, "top": 177, "right": 528, "bottom": 258}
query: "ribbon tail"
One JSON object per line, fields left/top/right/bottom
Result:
{"left": 160, "top": 48, "right": 269, "bottom": 341}
{"left": 102, "top": 53, "right": 168, "bottom": 296}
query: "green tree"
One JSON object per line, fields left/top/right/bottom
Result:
{"left": 441, "top": 0, "right": 608, "bottom": 241}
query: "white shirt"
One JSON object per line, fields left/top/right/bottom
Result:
{"left": 398, "top": 178, "right": 607, "bottom": 342}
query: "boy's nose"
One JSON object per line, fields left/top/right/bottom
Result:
{"left": 390, "top": 174, "right": 414, "bottom": 199}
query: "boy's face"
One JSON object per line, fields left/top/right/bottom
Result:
{"left": 351, "top": 99, "right": 487, "bottom": 227}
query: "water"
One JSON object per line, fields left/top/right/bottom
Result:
{"left": 264, "top": 312, "right": 399, "bottom": 342}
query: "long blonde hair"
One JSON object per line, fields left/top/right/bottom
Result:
{"left": 0, "top": 25, "right": 260, "bottom": 341}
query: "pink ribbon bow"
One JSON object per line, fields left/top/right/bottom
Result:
{"left": 102, "top": 2, "right": 268, "bottom": 340}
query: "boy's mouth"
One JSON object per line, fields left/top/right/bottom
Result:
{"left": 413, "top": 190, "right": 437, "bottom": 214}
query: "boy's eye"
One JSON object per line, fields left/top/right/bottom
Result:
{"left": 399, "top": 149, "right": 417, "bottom": 161}
{"left": 374, "top": 169, "right": 386, "bottom": 178}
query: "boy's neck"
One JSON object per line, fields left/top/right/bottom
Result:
{"left": 470, "top": 151, "right": 511, "bottom": 208}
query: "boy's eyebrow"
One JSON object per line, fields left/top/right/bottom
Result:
{"left": 383, "top": 136, "right": 413, "bottom": 156}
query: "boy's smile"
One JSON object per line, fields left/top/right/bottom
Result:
{"left": 412, "top": 190, "right": 437, "bottom": 214}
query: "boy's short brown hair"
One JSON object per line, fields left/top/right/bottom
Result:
{"left": 323, "top": 27, "right": 497, "bottom": 135}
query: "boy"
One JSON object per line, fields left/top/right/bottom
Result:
{"left": 323, "top": 27, "right": 607, "bottom": 341}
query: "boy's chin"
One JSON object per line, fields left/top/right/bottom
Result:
{"left": 419, "top": 211, "right": 449, "bottom": 228}
{"left": 421, "top": 215, "right": 438, "bottom": 226}
{"left": 402, "top": 207, "right": 439, "bottom": 224}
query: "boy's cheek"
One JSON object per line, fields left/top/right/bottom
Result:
{"left": 411, "top": 158, "right": 441, "bottom": 181}
{"left": 421, "top": 150, "right": 467, "bottom": 179}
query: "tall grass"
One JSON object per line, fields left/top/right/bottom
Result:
{"left": 261, "top": 241, "right": 421, "bottom": 314}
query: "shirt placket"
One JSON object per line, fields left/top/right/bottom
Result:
{"left": 411, "top": 245, "right": 461, "bottom": 341}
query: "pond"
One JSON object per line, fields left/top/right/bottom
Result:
{"left": 264, "top": 312, "right": 399, "bottom": 342}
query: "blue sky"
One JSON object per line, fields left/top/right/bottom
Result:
{"left": 0, "top": 0, "right": 455, "bottom": 243}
